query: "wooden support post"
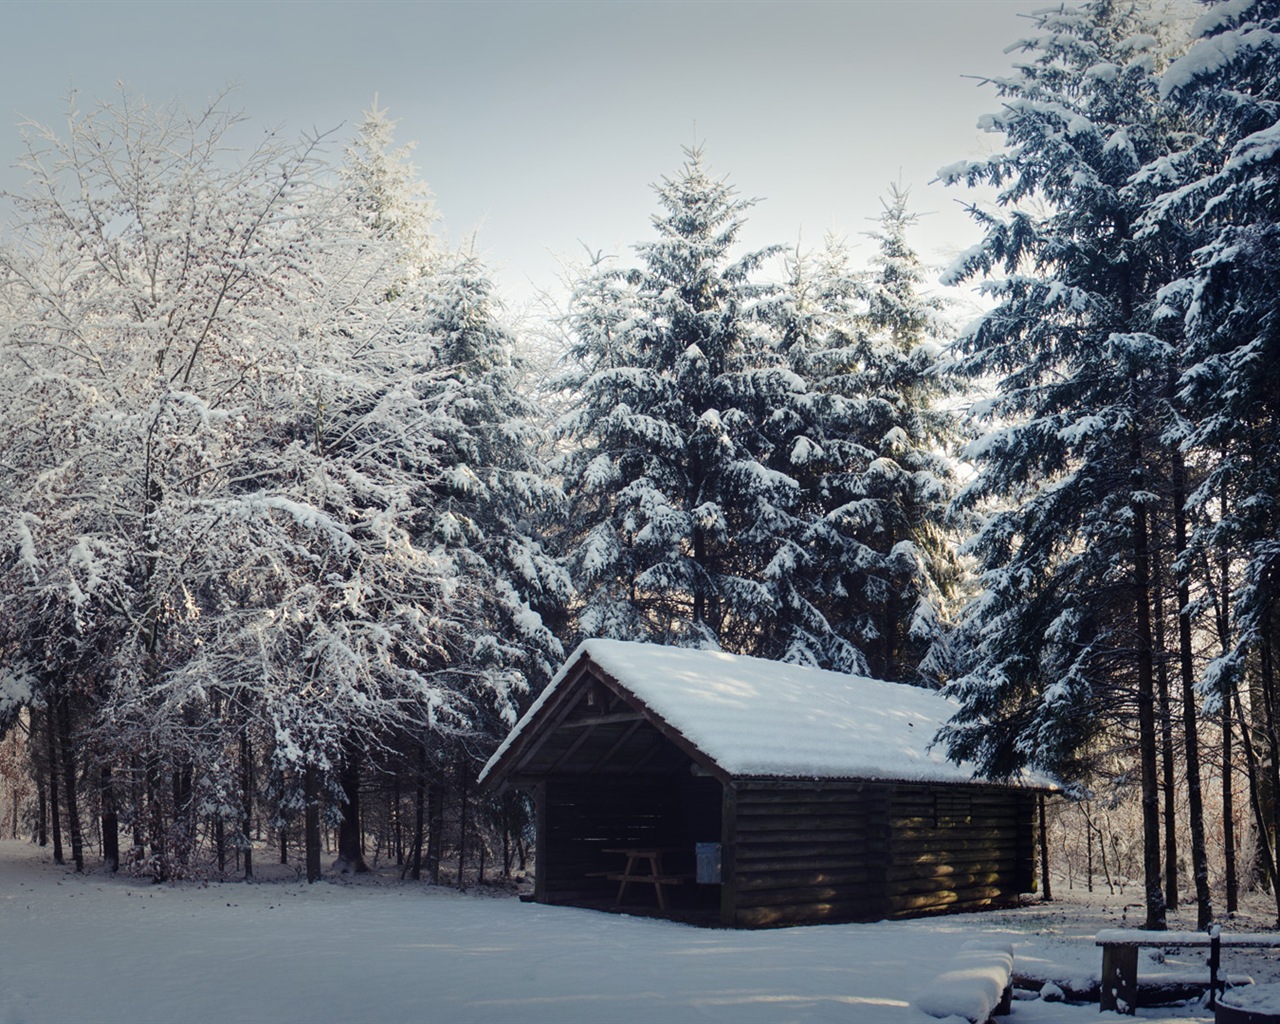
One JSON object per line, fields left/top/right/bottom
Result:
{"left": 1208, "top": 927, "right": 1221, "bottom": 1009}
{"left": 1039, "top": 792, "right": 1052, "bottom": 901}
{"left": 1100, "top": 944, "right": 1139, "bottom": 1015}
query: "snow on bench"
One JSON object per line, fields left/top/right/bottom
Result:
{"left": 1096, "top": 926, "right": 1280, "bottom": 1014}
{"left": 911, "top": 940, "right": 1014, "bottom": 1024}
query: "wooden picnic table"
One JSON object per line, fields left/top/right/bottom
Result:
{"left": 598, "top": 846, "right": 691, "bottom": 911}
{"left": 1096, "top": 927, "right": 1280, "bottom": 1014}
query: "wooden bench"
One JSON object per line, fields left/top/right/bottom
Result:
{"left": 1097, "top": 927, "right": 1280, "bottom": 1014}
{"left": 911, "top": 940, "right": 1014, "bottom": 1024}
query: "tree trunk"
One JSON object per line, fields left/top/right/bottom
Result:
{"left": 336, "top": 741, "right": 369, "bottom": 874}
{"left": 55, "top": 690, "right": 84, "bottom": 873}
{"left": 427, "top": 775, "right": 443, "bottom": 885}
{"left": 1152, "top": 551, "right": 1179, "bottom": 911}
{"left": 1173, "top": 450, "right": 1213, "bottom": 928}
{"left": 101, "top": 764, "right": 119, "bottom": 874}
{"left": 35, "top": 769, "right": 46, "bottom": 848}
{"left": 1130, "top": 434, "right": 1166, "bottom": 930}
{"left": 305, "top": 763, "right": 322, "bottom": 883}
{"left": 457, "top": 774, "right": 469, "bottom": 890}
{"left": 408, "top": 748, "right": 426, "bottom": 882}
{"left": 393, "top": 778, "right": 403, "bottom": 868}
{"left": 45, "top": 707, "right": 63, "bottom": 865}
{"left": 1234, "top": 685, "right": 1280, "bottom": 922}
{"left": 238, "top": 733, "right": 253, "bottom": 880}
{"left": 1225, "top": 694, "right": 1239, "bottom": 914}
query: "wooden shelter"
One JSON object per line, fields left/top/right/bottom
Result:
{"left": 480, "top": 640, "right": 1046, "bottom": 928}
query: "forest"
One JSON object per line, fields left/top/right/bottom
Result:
{"left": 0, "top": 0, "right": 1275, "bottom": 940}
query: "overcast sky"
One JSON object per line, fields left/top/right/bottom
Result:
{"left": 1, "top": 0, "right": 1045, "bottom": 307}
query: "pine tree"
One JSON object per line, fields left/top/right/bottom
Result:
{"left": 775, "top": 190, "right": 962, "bottom": 682}
{"left": 417, "top": 251, "right": 568, "bottom": 743}
{"left": 935, "top": 0, "right": 1199, "bottom": 930}
{"left": 1158, "top": 0, "right": 1280, "bottom": 920}
{"left": 558, "top": 148, "right": 809, "bottom": 656}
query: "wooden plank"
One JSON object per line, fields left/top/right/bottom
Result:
{"left": 888, "top": 885, "right": 1007, "bottom": 913}
{"left": 589, "top": 718, "right": 645, "bottom": 772}
{"left": 735, "top": 896, "right": 880, "bottom": 928}
{"left": 720, "top": 782, "right": 738, "bottom": 928}
{"left": 734, "top": 827, "right": 870, "bottom": 844}
{"left": 737, "top": 882, "right": 884, "bottom": 909}
{"left": 560, "top": 711, "right": 645, "bottom": 728}
{"left": 886, "top": 871, "right": 1008, "bottom": 898}
{"left": 736, "top": 867, "right": 875, "bottom": 892}
{"left": 533, "top": 780, "right": 547, "bottom": 902}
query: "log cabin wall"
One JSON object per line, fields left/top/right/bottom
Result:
{"left": 724, "top": 780, "right": 1037, "bottom": 928}
{"left": 724, "top": 780, "right": 893, "bottom": 927}
{"left": 883, "top": 782, "right": 1037, "bottom": 917}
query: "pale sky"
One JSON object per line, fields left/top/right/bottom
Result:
{"left": 1, "top": 0, "right": 1044, "bottom": 308}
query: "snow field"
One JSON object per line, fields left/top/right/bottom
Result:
{"left": 3, "top": 841, "right": 1265, "bottom": 1024}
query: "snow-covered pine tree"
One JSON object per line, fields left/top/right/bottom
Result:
{"left": 774, "top": 190, "right": 962, "bottom": 682}
{"left": 557, "top": 148, "right": 811, "bottom": 656}
{"left": 342, "top": 99, "right": 438, "bottom": 286}
{"left": 417, "top": 250, "right": 568, "bottom": 752}
{"left": 1156, "top": 0, "right": 1280, "bottom": 916}
{"left": 935, "top": 0, "right": 1199, "bottom": 930}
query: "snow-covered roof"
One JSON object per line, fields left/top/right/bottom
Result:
{"left": 482, "top": 639, "right": 1040, "bottom": 786}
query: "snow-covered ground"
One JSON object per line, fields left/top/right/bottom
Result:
{"left": 1, "top": 839, "right": 1278, "bottom": 1024}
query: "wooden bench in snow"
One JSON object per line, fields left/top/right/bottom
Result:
{"left": 911, "top": 940, "right": 1014, "bottom": 1024}
{"left": 1097, "top": 926, "right": 1280, "bottom": 1014}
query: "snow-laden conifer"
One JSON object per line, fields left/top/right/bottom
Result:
{"left": 935, "top": 0, "right": 1199, "bottom": 930}
{"left": 557, "top": 149, "right": 810, "bottom": 656}
{"left": 773, "top": 191, "right": 962, "bottom": 682}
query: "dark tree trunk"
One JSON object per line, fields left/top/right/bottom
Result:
{"left": 502, "top": 791, "right": 512, "bottom": 881}
{"left": 393, "top": 778, "right": 403, "bottom": 868}
{"left": 305, "top": 763, "right": 322, "bottom": 883}
{"left": 408, "top": 746, "right": 426, "bottom": 882}
{"left": 172, "top": 762, "right": 193, "bottom": 870}
{"left": 1218, "top": 489, "right": 1239, "bottom": 914}
{"left": 146, "top": 755, "right": 167, "bottom": 880}
{"left": 55, "top": 691, "right": 84, "bottom": 873}
{"left": 1130, "top": 435, "right": 1166, "bottom": 930}
{"left": 457, "top": 773, "right": 470, "bottom": 890}
{"left": 1152, "top": 547, "right": 1179, "bottom": 910}
{"left": 240, "top": 733, "right": 253, "bottom": 880}
{"left": 1233, "top": 685, "right": 1280, "bottom": 922}
{"left": 130, "top": 754, "right": 145, "bottom": 854}
{"left": 35, "top": 770, "right": 46, "bottom": 847}
{"left": 427, "top": 775, "right": 443, "bottom": 885}
{"left": 101, "top": 764, "right": 119, "bottom": 874}
{"left": 336, "top": 741, "right": 368, "bottom": 874}
{"left": 1225, "top": 694, "right": 1239, "bottom": 914}
{"left": 45, "top": 707, "right": 63, "bottom": 865}
{"left": 1173, "top": 451, "right": 1213, "bottom": 928}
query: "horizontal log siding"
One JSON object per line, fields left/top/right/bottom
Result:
{"left": 728, "top": 780, "right": 1035, "bottom": 927}
{"left": 729, "top": 780, "right": 892, "bottom": 927}
{"left": 883, "top": 783, "right": 1031, "bottom": 918}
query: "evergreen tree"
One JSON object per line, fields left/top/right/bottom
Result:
{"left": 936, "top": 0, "right": 1196, "bottom": 929}
{"left": 417, "top": 251, "right": 568, "bottom": 743}
{"left": 558, "top": 149, "right": 809, "bottom": 656}
{"left": 776, "top": 190, "right": 962, "bottom": 682}
{"left": 1157, "top": 0, "right": 1280, "bottom": 918}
